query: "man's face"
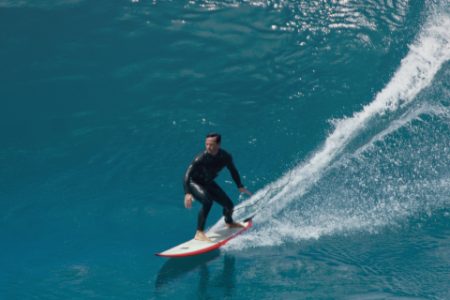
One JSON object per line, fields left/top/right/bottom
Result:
{"left": 205, "top": 136, "right": 220, "bottom": 155}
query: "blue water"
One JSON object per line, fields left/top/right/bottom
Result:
{"left": 1, "top": 0, "right": 450, "bottom": 299}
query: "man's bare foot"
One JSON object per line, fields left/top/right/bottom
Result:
{"left": 195, "top": 231, "right": 213, "bottom": 242}
{"left": 226, "top": 222, "right": 245, "bottom": 229}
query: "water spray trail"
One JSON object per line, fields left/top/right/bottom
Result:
{"left": 228, "top": 10, "right": 450, "bottom": 225}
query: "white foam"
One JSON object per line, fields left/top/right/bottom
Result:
{"left": 220, "top": 8, "right": 450, "bottom": 249}
{"left": 354, "top": 103, "right": 450, "bottom": 157}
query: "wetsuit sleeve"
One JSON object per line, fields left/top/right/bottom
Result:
{"left": 226, "top": 155, "right": 244, "bottom": 189}
{"left": 183, "top": 155, "right": 200, "bottom": 194}
{"left": 183, "top": 163, "right": 194, "bottom": 194}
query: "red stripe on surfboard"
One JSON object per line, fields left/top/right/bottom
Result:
{"left": 155, "top": 219, "right": 253, "bottom": 258}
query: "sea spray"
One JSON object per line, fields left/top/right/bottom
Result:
{"left": 221, "top": 7, "right": 450, "bottom": 249}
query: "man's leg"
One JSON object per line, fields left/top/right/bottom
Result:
{"left": 189, "top": 181, "right": 214, "bottom": 241}
{"left": 208, "top": 182, "right": 242, "bottom": 227}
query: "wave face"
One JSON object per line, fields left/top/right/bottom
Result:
{"left": 224, "top": 2, "right": 450, "bottom": 249}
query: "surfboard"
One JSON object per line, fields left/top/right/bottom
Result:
{"left": 156, "top": 217, "right": 253, "bottom": 258}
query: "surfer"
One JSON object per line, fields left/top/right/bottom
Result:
{"left": 184, "top": 133, "right": 252, "bottom": 242}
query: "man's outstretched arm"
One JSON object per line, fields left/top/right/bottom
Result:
{"left": 227, "top": 156, "right": 252, "bottom": 196}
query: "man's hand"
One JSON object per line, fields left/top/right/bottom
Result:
{"left": 239, "top": 187, "right": 252, "bottom": 196}
{"left": 184, "top": 193, "right": 193, "bottom": 209}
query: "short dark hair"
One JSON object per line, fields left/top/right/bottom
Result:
{"left": 206, "top": 132, "right": 221, "bottom": 144}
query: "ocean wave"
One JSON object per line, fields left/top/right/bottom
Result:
{"left": 221, "top": 2, "right": 450, "bottom": 250}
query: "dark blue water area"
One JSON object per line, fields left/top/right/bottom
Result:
{"left": 1, "top": 0, "right": 450, "bottom": 299}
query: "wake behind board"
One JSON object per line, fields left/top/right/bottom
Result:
{"left": 156, "top": 217, "right": 253, "bottom": 258}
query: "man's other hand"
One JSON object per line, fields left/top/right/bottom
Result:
{"left": 239, "top": 187, "right": 252, "bottom": 196}
{"left": 184, "top": 193, "right": 193, "bottom": 209}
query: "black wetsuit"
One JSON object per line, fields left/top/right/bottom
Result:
{"left": 184, "top": 149, "right": 244, "bottom": 231}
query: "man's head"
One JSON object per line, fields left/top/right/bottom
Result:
{"left": 205, "top": 133, "right": 221, "bottom": 155}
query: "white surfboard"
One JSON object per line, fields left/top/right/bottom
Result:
{"left": 156, "top": 217, "right": 253, "bottom": 258}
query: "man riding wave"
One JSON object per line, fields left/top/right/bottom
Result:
{"left": 184, "top": 133, "right": 252, "bottom": 242}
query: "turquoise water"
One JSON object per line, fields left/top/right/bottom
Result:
{"left": 1, "top": 0, "right": 450, "bottom": 299}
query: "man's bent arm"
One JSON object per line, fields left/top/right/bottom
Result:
{"left": 183, "top": 163, "right": 194, "bottom": 194}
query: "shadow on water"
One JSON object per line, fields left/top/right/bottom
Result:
{"left": 155, "top": 251, "right": 237, "bottom": 299}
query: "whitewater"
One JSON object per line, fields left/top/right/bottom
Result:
{"left": 224, "top": 5, "right": 450, "bottom": 250}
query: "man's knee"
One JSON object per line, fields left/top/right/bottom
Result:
{"left": 189, "top": 181, "right": 212, "bottom": 204}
